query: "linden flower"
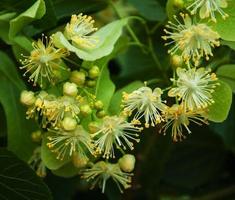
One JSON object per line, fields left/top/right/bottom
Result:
{"left": 20, "top": 36, "right": 68, "bottom": 87}
{"left": 47, "top": 125, "right": 94, "bottom": 160}
{"left": 42, "top": 95, "right": 80, "bottom": 127}
{"left": 28, "top": 147, "right": 46, "bottom": 178}
{"left": 64, "top": 14, "right": 99, "bottom": 49}
{"left": 187, "top": 0, "right": 229, "bottom": 22}
{"left": 81, "top": 161, "right": 132, "bottom": 193}
{"left": 162, "top": 13, "right": 220, "bottom": 66}
{"left": 168, "top": 67, "right": 219, "bottom": 110}
{"left": 91, "top": 116, "right": 142, "bottom": 159}
{"left": 161, "top": 104, "right": 207, "bottom": 142}
{"left": 122, "top": 87, "right": 167, "bottom": 128}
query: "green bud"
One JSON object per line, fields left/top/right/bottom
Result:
{"left": 96, "top": 110, "right": 106, "bottom": 118}
{"left": 94, "top": 100, "right": 104, "bottom": 110}
{"left": 31, "top": 130, "right": 42, "bottom": 143}
{"left": 70, "top": 70, "right": 86, "bottom": 86}
{"left": 88, "top": 65, "right": 100, "bottom": 79}
{"left": 62, "top": 117, "right": 77, "bottom": 131}
{"left": 88, "top": 121, "right": 100, "bottom": 134}
{"left": 86, "top": 80, "right": 96, "bottom": 87}
{"left": 173, "top": 0, "right": 184, "bottom": 8}
{"left": 80, "top": 104, "right": 92, "bottom": 116}
{"left": 63, "top": 82, "right": 78, "bottom": 97}
{"left": 171, "top": 55, "right": 183, "bottom": 68}
{"left": 72, "top": 152, "right": 88, "bottom": 168}
{"left": 118, "top": 154, "right": 136, "bottom": 172}
{"left": 20, "top": 90, "right": 36, "bottom": 106}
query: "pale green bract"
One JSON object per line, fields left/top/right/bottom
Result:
{"left": 53, "top": 18, "right": 128, "bottom": 61}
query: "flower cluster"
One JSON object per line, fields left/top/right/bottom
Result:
{"left": 20, "top": 13, "right": 141, "bottom": 193}
{"left": 122, "top": 67, "right": 218, "bottom": 142}
{"left": 19, "top": 1, "right": 228, "bottom": 193}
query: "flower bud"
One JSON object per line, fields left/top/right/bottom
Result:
{"left": 173, "top": 0, "right": 184, "bottom": 8}
{"left": 63, "top": 82, "right": 78, "bottom": 97}
{"left": 118, "top": 154, "right": 136, "bottom": 172}
{"left": 62, "top": 117, "right": 77, "bottom": 131}
{"left": 88, "top": 121, "right": 100, "bottom": 134}
{"left": 89, "top": 65, "right": 100, "bottom": 79}
{"left": 94, "top": 100, "right": 104, "bottom": 110}
{"left": 70, "top": 70, "right": 86, "bottom": 86}
{"left": 72, "top": 153, "right": 88, "bottom": 168}
{"left": 80, "top": 104, "right": 92, "bottom": 116}
{"left": 96, "top": 110, "right": 106, "bottom": 118}
{"left": 31, "top": 130, "right": 42, "bottom": 143}
{"left": 20, "top": 90, "right": 36, "bottom": 106}
{"left": 171, "top": 55, "right": 183, "bottom": 68}
{"left": 86, "top": 80, "right": 96, "bottom": 87}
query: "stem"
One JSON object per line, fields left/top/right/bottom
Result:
{"left": 109, "top": 1, "right": 144, "bottom": 48}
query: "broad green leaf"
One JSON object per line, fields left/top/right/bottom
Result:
{"left": 128, "top": 0, "right": 166, "bottom": 21}
{"left": 95, "top": 58, "right": 115, "bottom": 111}
{"left": 41, "top": 133, "right": 70, "bottom": 170}
{"left": 212, "top": 1, "right": 235, "bottom": 41}
{"left": 0, "top": 148, "right": 52, "bottom": 200}
{"left": 52, "top": 162, "right": 79, "bottom": 178}
{"left": 0, "top": 51, "right": 25, "bottom": 90}
{"left": 217, "top": 64, "right": 235, "bottom": 91}
{"left": 0, "top": 52, "right": 36, "bottom": 160}
{"left": 221, "top": 40, "right": 235, "bottom": 50}
{"left": 210, "top": 101, "right": 235, "bottom": 152}
{"left": 109, "top": 81, "right": 144, "bottom": 115}
{"left": 0, "top": 12, "right": 16, "bottom": 43}
{"left": 208, "top": 81, "right": 232, "bottom": 123}
{"left": 9, "top": 0, "right": 46, "bottom": 39}
{"left": 12, "top": 35, "right": 33, "bottom": 60}
{"left": 162, "top": 126, "right": 226, "bottom": 189}
{"left": 53, "top": 18, "right": 128, "bottom": 61}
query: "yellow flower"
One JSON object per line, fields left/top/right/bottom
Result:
{"left": 81, "top": 161, "right": 132, "bottom": 193}
{"left": 122, "top": 87, "right": 167, "bottom": 128}
{"left": 47, "top": 125, "right": 94, "bottom": 160}
{"left": 161, "top": 104, "right": 207, "bottom": 142}
{"left": 187, "top": 0, "right": 228, "bottom": 22}
{"left": 64, "top": 14, "right": 99, "bottom": 49}
{"left": 168, "top": 67, "right": 219, "bottom": 110}
{"left": 91, "top": 116, "right": 142, "bottom": 159}
{"left": 20, "top": 36, "right": 68, "bottom": 87}
{"left": 162, "top": 13, "right": 220, "bottom": 66}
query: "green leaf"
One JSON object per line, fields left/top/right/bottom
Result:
{"left": 0, "top": 52, "right": 36, "bottom": 160}
{"left": 208, "top": 81, "right": 232, "bottom": 123}
{"left": 95, "top": 58, "right": 115, "bottom": 112}
{"left": 128, "top": 0, "right": 166, "bottom": 21}
{"left": 221, "top": 40, "right": 235, "bottom": 50}
{"left": 212, "top": 1, "right": 235, "bottom": 41}
{"left": 9, "top": 0, "right": 46, "bottom": 39}
{"left": 0, "top": 148, "right": 52, "bottom": 200}
{"left": 41, "top": 133, "right": 69, "bottom": 170}
{"left": 216, "top": 64, "right": 235, "bottom": 91}
{"left": 0, "top": 12, "right": 16, "bottom": 43}
{"left": 0, "top": 51, "right": 25, "bottom": 90}
{"left": 109, "top": 81, "right": 144, "bottom": 115}
{"left": 52, "top": 162, "right": 79, "bottom": 178}
{"left": 210, "top": 100, "right": 235, "bottom": 152}
{"left": 162, "top": 126, "right": 226, "bottom": 189}
{"left": 53, "top": 18, "right": 128, "bottom": 61}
